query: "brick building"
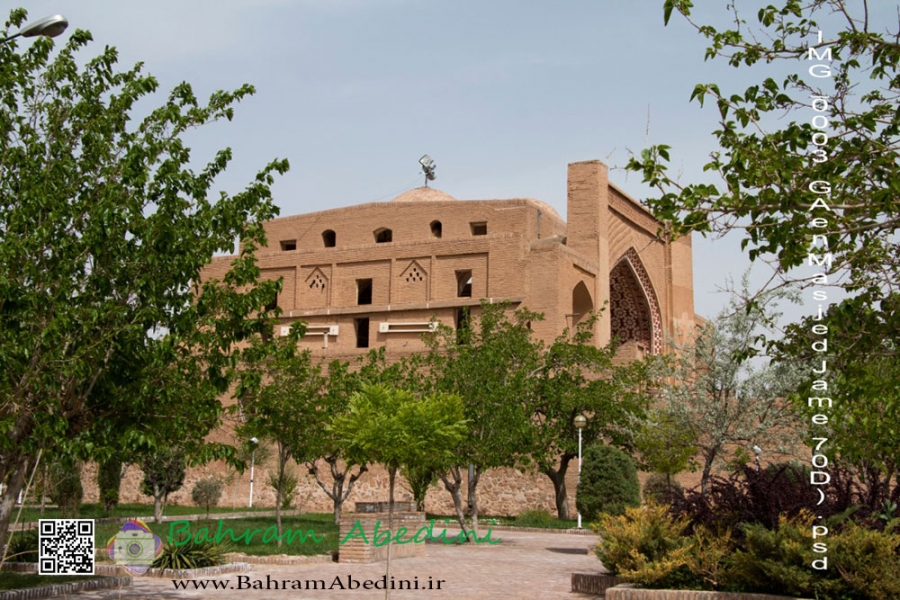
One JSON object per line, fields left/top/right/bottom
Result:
{"left": 203, "top": 159, "right": 695, "bottom": 360}
{"left": 91, "top": 159, "right": 696, "bottom": 516}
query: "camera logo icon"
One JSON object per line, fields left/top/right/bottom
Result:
{"left": 107, "top": 519, "right": 161, "bottom": 575}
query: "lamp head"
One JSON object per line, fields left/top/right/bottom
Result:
{"left": 20, "top": 15, "right": 68, "bottom": 38}
{"left": 574, "top": 414, "right": 587, "bottom": 430}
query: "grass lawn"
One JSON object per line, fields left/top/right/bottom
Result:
{"left": 425, "top": 513, "right": 578, "bottom": 530}
{"left": 96, "top": 513, "right": 339, "bottom": 558}
{"left": 0, "top": 572, "right": 100, "bottom": 590}
{"left": 14, "top": 503, "right": 273, "bottom": 523}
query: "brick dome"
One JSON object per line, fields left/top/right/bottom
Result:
{"left": 391, "top": 186, "right": 456, "bottom": 203}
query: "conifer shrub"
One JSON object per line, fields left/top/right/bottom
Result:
{"left": 575, "top": 443, "right": 640, "bottom": 521}
{"left": 97, "top": 458, "right": 123, "bottom": 515}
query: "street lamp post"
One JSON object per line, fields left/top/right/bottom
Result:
{"left": 753, "top": 445, "right": 762, "bottom": 473}
{"left": 1, "top": 15, "right": 68, "bottom": 45}
{"left": 574, "top": 413, "right": 587, "bottom": 529}
{"left": 248, "top": 437, "right": 259, "bottom": 508}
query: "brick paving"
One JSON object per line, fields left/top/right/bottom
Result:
{"left": 66, "top": 528, "right": 602, "bottom": 599}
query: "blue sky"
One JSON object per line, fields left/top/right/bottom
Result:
{"left": 16, "top": 1, "right": 857, "bottom": 320}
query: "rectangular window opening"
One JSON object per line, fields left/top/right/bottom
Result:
{"left": 355, "top": 317, "right": 370, "bottom": 348}
{"left": 280, "top": 240, "right": 297, "bottom": 251}
{"left": 456, "top": 270, "right": 472, "bottom": 298}
{"left": 357, "top": 279, "right": 373, "bottom": 305}
{"left": 470, "top": 222, "right": 487, "bottom": 236}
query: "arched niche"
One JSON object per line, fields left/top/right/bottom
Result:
{"left": 571, "top": 281, "right": 594, "bottom": 327}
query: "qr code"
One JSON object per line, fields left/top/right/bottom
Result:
{"left": 38, "top": 519, "right": 94, "bottom": 575}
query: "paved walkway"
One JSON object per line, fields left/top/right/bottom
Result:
{"left": 68, "top": 529, "right": 602, "bottom": 599}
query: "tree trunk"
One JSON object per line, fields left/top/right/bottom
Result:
{"left": 0, "top": 455, "right": 30, "bottom": 554}
{"left": 700, "top": 452, "right": 716, "bottom": 496}
{"left": 309, "top": 457, "right": 368, "bottom": 526}
{"left": 153, "top": 486, "right": 165, "bottom": 523}
{"left": 438, "top": 467, "right": 470, "bottom": 539}
{"left": 384, "top": 467, "right": 396, "bottom": 600}
{"left": 543, "top": 455, "right": 572, "bottom": 520}
{"left": 275, "top": 447, "right": 288, "bottom": 547}
{"left": 467, "top": 466, "right": 481, "bottom": 539}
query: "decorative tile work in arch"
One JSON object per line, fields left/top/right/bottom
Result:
{"left": 610, "top": 248, "right": 662, "bottom": 354}
{"left": 397, "top": 259, "right": 428, "bottom": 304}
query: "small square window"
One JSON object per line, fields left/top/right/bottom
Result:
{"left": 470, "top": 222, "right": 487, "bottom": 236}
{"left": 357, "top": 279, "right": 372, "bottom": 305}
{"left": 280, "top": 240, "right": 297, "bottom": 251}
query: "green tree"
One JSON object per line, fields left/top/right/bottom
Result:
{"left": 191, "top": 477, "right": 224, "bottom": 521}
{"left": 0, "top": 9, "right": 287, "bottom": 546}
{"left": 633, "top": 409, "right": 697, "bottom": 488}
{"left": 305, "top": 350, "right": 410, "bottom": 526}
{"left": 655, "top": 295, "right": 804, "bottom": 494}
{"left": 777, "top": 299, "right": 900, "bottom": 510}
{"left": 628, "top": 0, "right": 900, "bottom": 341}
{"left": 529, "top": 315, "right": 653, "bottom": 520}
{"left": 331, "top": 384, "right": 467, "bottom": 595}
{"left": 140, "top": 447, "right": 185, "bottom": 522}
{"left": 236, "top": 326, "right": 325, "bottom": 545}
{"left": 425, "top": 302, "right": 541, "bottom": 536}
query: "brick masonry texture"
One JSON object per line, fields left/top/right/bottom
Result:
{"left": 83, "top": 159, "right": 697, "bottom": 517}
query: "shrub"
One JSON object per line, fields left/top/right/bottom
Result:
{"left": 828, "top": 522, "right": 900, "bottom": 599}
{"left": 48, "top": 460, "right": 83, "bottom": 517}
{"left": 152, "top": 540, "right": 225, "bottom": 570}
{"left": 593, "top": 503, "right": 697, "bottom": 589}
{"left": 97, "top": 458, "right": 123, "bottom": 515}
{"left": 267, "top": 468, "right": 298, "bottom": 510}
{"left": 671, "top": 464, "right": 826, "bottom": 534}
{"left": 643, "top": 473, "right": 684, "bottom": 505}
{"left": 515, "top": 509, "right": 557, "bottom": 528}
{"left": 727, "top": 512, "right": 819, "bottom": 596}
{"left": 6, "top": 529, "right": 38, "bottom": 563}
{"left": 191, "top": 477, "right": 224, "bottom": 519}
{"left": 576, "top": 443, "right": 640, "bottom": 520}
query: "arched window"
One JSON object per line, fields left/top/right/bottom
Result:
{"left": 430, "top": 220, "right": 442, "bottom": 238}
{"left": 322, "top": 230, "right": 336, "bottom": 247}
{"left": 374, "top": 228, "right": 392, "bottom": 243}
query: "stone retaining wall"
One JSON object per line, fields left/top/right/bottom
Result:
{"left": 605, "top": 585, "right": 811, "bottom": 600}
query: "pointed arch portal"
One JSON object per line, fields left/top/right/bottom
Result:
{"left": 610, "top": 249, "right": 662, "bottom": 354}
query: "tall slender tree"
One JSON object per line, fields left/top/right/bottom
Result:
{"left": 0, "top": 9, "right": 287, "bottom": 546}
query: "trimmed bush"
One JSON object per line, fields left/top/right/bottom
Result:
{"left": 191, "top": 477, "right": 224, "bottom": 519}
{"left": 97, "top": 458, "right": 123, "bottom": 515}
{"left": 515, "top": 509, "right": 557, "bottom": 528}
{"left": 643, "top": 473, "right": 684, "bottom": 505}
{"left": 576, "top": 443, "right": 640, "bottom": 521}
